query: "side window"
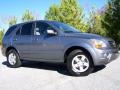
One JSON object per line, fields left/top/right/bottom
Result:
{"left": 16, "top": 27, "right": 21, "bottom": 35}
{"left": 21, "top": 23, "right": 33, "bottom": 35}
{"left": 34, "top": 22, "right": 53, "bottom": 35}
{"left": 5, "top": 25, "right": 17, "bottom": 36}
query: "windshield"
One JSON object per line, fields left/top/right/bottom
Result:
{"left": 50, "top": 22, "right": 81, "bottom": 33}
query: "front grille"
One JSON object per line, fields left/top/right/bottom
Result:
{"left": 108, "top": 41, "right": 116, "bottom": 48}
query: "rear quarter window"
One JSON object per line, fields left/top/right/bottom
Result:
{"left": 5, "top": 26, "right": 17, "bottom": 36}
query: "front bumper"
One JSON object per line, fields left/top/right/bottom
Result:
{"left": 93, "top": 48, "right": 119, "bottom": 65}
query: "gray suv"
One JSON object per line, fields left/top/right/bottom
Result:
{"left": 1, "top": 20, "right": 119, "bottom": 76}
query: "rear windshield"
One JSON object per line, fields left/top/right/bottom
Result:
{"left": 5, "top": 25, "right": 17, "bottom": 36}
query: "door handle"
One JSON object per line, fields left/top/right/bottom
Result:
{"left": 32, "top": 38, "right": 39, "bottom": 41}
{"left": 36, "top": 38, "right": 38, "bottom": 41}
{"left": 13, "top": 38, "right": 17, "bottom": 41}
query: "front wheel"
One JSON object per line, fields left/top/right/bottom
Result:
{"left": 67, "top": 50, "right": 94, "bottom": 76}
{"left": 7, "top": 49, "right": 22, "bottom": 68}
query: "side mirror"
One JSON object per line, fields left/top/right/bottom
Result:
{"left": 47, "top": 29, "right": 57, "bottom": 35}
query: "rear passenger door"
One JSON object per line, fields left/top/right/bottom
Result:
{"left": 13, "top": 22, "right": 34, "bottom": 59}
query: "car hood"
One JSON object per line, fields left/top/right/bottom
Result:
{"left": 64, "top": 33, "right": 111, "bottom": 40}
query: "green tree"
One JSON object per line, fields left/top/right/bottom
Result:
{"left": 0, "top": 28, "right": 4, "bottom": 45}
{"left": 8, "top": 16, "right": 17, "bottom": 27}
{"left": 45, "top": 4, "right": 60, "bottom": 20}
{"left": 89, "top": 8, "right": 106, "bottom": 36}
{"left": 45, "top": 0, "right": 88, "bottom": 32}
{"left": 102, "top": 0, "right": 120, "bottom": 46}
{"left": 22, "top": 10, "right": 35, "bottom": 22}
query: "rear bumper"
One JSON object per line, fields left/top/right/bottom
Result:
{"left": 93, "top": 48, "right": 119, "bottom": 65}
{"left": 1, "top": 46, "right": 6, "bottom": 56}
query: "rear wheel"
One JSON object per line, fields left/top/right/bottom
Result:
{"left": 67, "top": 49, "right": 94, "bottom": 76}
{"left": 7, "top": 49, "right": 21, "bottom": 68}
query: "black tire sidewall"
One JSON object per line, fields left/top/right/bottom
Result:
{"left": 7, "top": 49, "right": 21, "bottom": 68}
{"left": 67, "top": 50, "right": 94, "bottom": 76}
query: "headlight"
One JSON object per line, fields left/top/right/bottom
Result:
{"left": 91, "top": 39, "right": 107, "bottom": 49}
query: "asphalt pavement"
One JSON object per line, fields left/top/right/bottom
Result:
{"left": 0, "top": 49, "right": 120, "bottom": 90}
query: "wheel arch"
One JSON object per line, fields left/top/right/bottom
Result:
{"left": 5, "top": 46, "right": 18, "bottom": 56}
{"left": 64, "top": 46, "right": 94, "bottom": 65}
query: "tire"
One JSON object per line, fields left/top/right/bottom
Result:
{"left": 7, "top": 49, "right": 21, "bottom": 68}
{"left": 67, "top": 49, "right": 94, "bottom": 76}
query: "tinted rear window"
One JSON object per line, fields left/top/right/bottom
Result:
{"left": 5, "top": 26, "right": 17, "bottom": 36}
{"left": 21, "top": 23, "right": 33, "bottom": 35}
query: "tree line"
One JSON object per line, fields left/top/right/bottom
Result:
{"left": 0, "top": 0, "right": 120, "bottom": 48}
{"left": 0, "top": 10, "right": 37, "bottom": 44}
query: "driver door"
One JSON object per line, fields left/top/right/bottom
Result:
{"left": 31, "top": 21, "right": 62, "bottom": 61}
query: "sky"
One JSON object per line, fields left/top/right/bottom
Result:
{"left": 0, "top": 0, "right": 107, "bottom": 29}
